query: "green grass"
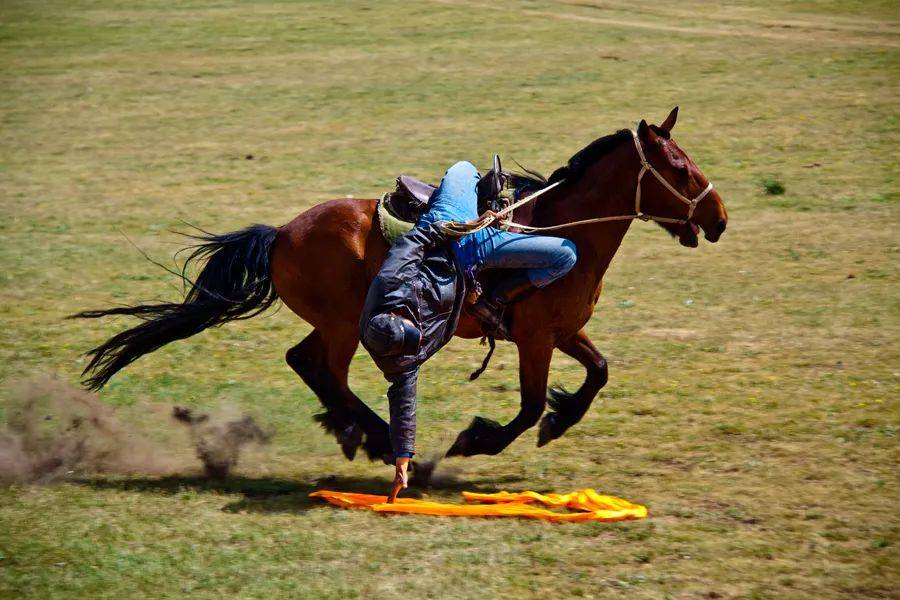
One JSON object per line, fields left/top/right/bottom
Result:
{"left": 1, "top": 0, "right": 898, "bottom": 598}
{"left": 761, "top": 176, "right": 786, "bottom": 196}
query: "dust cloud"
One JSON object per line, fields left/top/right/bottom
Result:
{"left": 172, "top": 406, "right": 269, "bottom": 478}
{"left": 0, "top": 376, "right": 270, "bottom": 484}
{"left": 411, "top": 452, "right": 461, "bottom": 489}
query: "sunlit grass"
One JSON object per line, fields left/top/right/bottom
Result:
{"left": 1, "top": 0, "right": 898, "bottom": 598}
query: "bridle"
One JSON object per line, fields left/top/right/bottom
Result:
{"left": 438, "top": 129, "right": 715, "bottom": 237}
{"left": 629, "top": 129, "right": 713, "bottom": 225}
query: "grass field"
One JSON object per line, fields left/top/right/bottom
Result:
{"left": 1, "top": 0, "right": 898, "bottom": 598}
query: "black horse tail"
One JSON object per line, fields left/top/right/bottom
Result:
{"left": 72, "top": 224, "right": 279, "bottom": 390}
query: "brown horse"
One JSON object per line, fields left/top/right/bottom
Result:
{"left": 76, "top": 108, "right": 727, "bottom": 463}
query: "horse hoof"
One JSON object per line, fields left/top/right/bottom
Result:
{"left": 446, "top": 431, "right": 470, "bottom": 457}
{"left": 338, "top": 424, "right": 363, "bottom": 461}
{"left": 537, "top": 413, "right": 561, "bottom": 447}
{"left": 447, "top": 416, "right": 504, "bottom": 457}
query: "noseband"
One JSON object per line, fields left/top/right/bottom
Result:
{"left": 630, "top": 129, "right": 714, "bottom": 225}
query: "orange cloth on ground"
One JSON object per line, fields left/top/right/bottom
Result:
{"left": 309, "top": 488, "right": 647, "bottom": 523}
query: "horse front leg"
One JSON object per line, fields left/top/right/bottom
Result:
{"left": 538, "top": 328, "right": 608, "bottom": 447}
{"left": 446, "top": 339, "right": 553, "bottom": 457}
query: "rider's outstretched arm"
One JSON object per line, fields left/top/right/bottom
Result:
{"left": 386, "top": 368, "right": 418, "bottom": 459}
{"left": 386, "top": 367, "right": 418, "bottom": 502}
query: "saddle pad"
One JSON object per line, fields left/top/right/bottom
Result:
{"left": 310, "top": 488, "right": 648, "bottom": 523}
{"left": 377, "top": 192, "right": 415, "bottom": 245}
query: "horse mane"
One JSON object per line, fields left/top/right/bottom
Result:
{"left": 509, "top": 128, "right": 632, "bottom": 198}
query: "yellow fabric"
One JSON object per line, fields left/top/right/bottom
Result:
{"left": 309, "top": 488, "right": 647, "bottom": 523}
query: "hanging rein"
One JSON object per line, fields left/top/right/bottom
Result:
{"left": 438, "top": 129, "right": 714, "bottom": 237}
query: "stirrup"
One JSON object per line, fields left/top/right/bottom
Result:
{"left": 469, "top": 300, "right": 509, "bottom": 339}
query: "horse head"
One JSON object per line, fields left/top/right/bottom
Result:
{"left": 634, "top": 107, "right": 728, "bottom": 247}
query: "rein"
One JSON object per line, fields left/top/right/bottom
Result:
{"left": 438, "top": 130, "right": 714, "bottom": 237}
{"left": 436, "top": 180, "right": 564, "bottom": 237}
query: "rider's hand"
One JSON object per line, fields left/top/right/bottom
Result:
{"left": 479, "top": 209, "right": 500, "bottom": 223}
{"left": 387, "top": 456, "right": 410, "bottom": 503}
{"left": 463, "top": 210, "right": 500, "bottom": 227}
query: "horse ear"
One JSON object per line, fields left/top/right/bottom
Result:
{"left": 637, "top": 119, "right": 651, "bottom": 139}
{"left": 660, "top": 106, "right": 679, "bottom": 132}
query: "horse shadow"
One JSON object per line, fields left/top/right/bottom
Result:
{"left": 77, "top": 471, "right": 526, "bottom": 516}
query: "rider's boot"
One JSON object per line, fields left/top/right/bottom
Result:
{"left": 468, "top": 271, "right": 535, "bottom": 339}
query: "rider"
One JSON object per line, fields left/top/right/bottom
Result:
{"left": 360, "top": 160, "right": 576, "bottom": 501}
{"left": 420, "top": 161, "right": 577, "bottom": 338}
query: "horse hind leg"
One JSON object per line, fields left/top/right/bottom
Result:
{"left": 286, "top": 330, "right": 360, "bottom": 459}
{"left": 537, "top": 328, "right": 608, "bottom": 447}
{"left": 286, "top": 329, "right": 391, "bottom": 462}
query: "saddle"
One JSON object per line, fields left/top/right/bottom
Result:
{"left": 377, "top": 155, "right": 509, "bottom": 245}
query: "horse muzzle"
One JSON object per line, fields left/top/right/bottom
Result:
{"left": 704, "top": 218, "right": 727, "bottom": 243}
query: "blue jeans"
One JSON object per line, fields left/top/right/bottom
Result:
{"left": 469, "top": 227, "right": 577, "bottom": 288}
{"left": 418, "top": 161, "right": 577, "bottom": 288}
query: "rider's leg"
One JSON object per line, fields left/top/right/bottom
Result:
{"left": 476, "top": 228, "right": 578, "bottom": 286}
{"left": 468, "top": 230, "right": 577, "bottom": 336}
{"left": 417, "top": 161, "right": 480, "bottom": 227}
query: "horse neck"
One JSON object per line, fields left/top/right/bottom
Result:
{"left": 524, "top": 143, "right": 639, "bottom": 280}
